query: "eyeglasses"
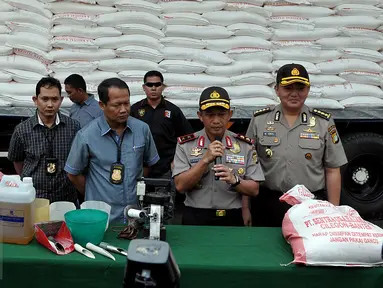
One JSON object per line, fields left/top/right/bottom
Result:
{"left": 145, "top": 82, "right": 162, "bottom": 87}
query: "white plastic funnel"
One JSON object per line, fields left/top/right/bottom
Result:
{"left": 80, "top": 201, "right": 111, "bottom": 231}
{"left": 49, "top": 201, "right": 76, "bottom": 221}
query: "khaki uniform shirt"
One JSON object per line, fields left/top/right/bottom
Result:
{"left": 172, "top": 129, "right": 265, "bottom": 209}
{"left": 246, "top": 104, "right": 348, "bottom": 193}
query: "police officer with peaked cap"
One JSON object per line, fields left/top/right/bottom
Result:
{"left": 246, "top": 63, "right": 348, "bottom": 227}
{"left": 172, "top": 86, "right": 265, "bottom": 227}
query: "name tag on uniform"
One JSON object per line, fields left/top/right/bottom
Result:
{"left": 300, "top": 132, "right": 319, "bottom": 140}
{"left": 263, "top": 131, "right": 276, "bottom": 137}
{"left": 190, "top": 158, "right": 201, "bottom": 163}
{"left": 226, "top": 154, "right": 245, "bottom": 165}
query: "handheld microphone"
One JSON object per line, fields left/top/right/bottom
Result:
{"left": 214, "top": 136, "right": 222, "bottom": 181}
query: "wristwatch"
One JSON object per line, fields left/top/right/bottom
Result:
{"left": 230, "top": 174, "right": 241, "bottom": 188}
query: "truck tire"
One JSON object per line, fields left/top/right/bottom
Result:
{"left": 340, "top": 132, "right": 383, "bottom": 217}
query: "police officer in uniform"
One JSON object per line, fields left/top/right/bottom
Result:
{"left": 246, "top": 63, "right": 348, "bottom": 227}
{"left": 173, "top": 87, "right": 264, "bottom": 226}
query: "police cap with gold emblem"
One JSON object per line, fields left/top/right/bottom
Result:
{"left": 199, "top": 86, "right": 230, "bottom": 111}
{"left": 276, "top": 63, "right": 310, "bottom": 87}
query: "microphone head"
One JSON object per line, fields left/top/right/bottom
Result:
{"left": 214, "top": 136, "right": 222, "bottom": 142}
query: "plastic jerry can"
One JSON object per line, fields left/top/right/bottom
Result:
{"left": 0, "top": 176, "right": 36, "bottom": 244}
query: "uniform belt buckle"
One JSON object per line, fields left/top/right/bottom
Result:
{"left": 216, "top": 210, "right": 226, "bottom": 217}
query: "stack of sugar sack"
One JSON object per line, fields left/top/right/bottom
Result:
{"left": 46, "top": 0, "right": 119, "bottom": 99}
{"left": 312, "top": 1, "right": 383, "bottom": 108}
{"left": 0, "top": 1, "right": 13, "bottom": 84}
{"left": 94, "top": 0, "right": 166, "bottom": 98}
{"left": 266, "top": 1, "right": 344, "bottom": 109}
{"left": 0, "top": 0, "right": 56, "bottom": 107}
{"left": 161, "top": 1, "right": 277, "bottom": 106}
{"left": 159, "top": 1, "right": 231, "bottom": 103}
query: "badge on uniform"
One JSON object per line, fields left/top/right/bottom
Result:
{"left": 237, "top": 168, "right": 245, "bottom": 176}
{"left": 308, "top": 117, "right": 316, "bottom": 127}
{"left": 226, "top": 154, "right": 245, "bottom": 165}
{"left": 138, "top": 109, "right": 145, "bottom": 117}
{"left": 329, "top": 127, "right": 339, "bottom": 144}
{"left": 46, "top": 158, "right": 58, "bottom": 176}
{"left": 110, "top": 163, "right": 124, "bottom": 185}
{"left": 191, "top": 147, "right": 202, "bottom": 157}
{"left": 252, "top": 151, "right": 258, "bottom": 164}
{"left": 263, "top": 131, "right": 276, "bottom": 137}
{"left": 164, "top": 110, "right": 171, "bottom": 118}
{"left": 300, "top": 132, "right": 319, "bottom": 140}
{"left": 266, "top": 148, "right": 273, "bottom": 158}
{"left": 230, "top": 142, "right": 241, "bottom": 154}
{"left": 216, "top": 210, "right": 226, "bottom": 217}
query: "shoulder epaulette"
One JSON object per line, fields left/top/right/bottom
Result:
{"left": 312, "top": 108, "right": 331, "bottom": 120}
{"left": 235, "top": 134, "right": 254, "bottom": 145}
{"left": 253, "top": 107, "right": 272, "bottom": 117}
{"left": 177, "top": 133, "right": 197, "bottom": 144}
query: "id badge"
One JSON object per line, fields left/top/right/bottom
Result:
{"left": 110, "top": 162, "right": 124, "bottom": 185}
{"left": 46, "top": 158, "right": 58, "bottom": 176}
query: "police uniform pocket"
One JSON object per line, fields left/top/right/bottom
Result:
{"left": 258, "top": 137, "right": 281, "bottom": 159}
{"left": 298, "top": 138, "right": 323, "bottom": 164}
{"left": 298, "top": 139, "right": 321, "bottom": 150}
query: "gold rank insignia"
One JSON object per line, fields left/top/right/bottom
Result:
{"left": 191, "top": 147, "right": 202, "bottom": 157}
{"left": 312, "top": 109, "right": 331, "bottom": 120}
{"left": 237, "top": 168, "right": 245, "bottom": 175}
{"left": 230, "top": 142, "right": 241, "bottom": 154}
{"left": 210, "top": 90, "right": 220, "bottom": 99}
{"left": 266, "top": 148, "right": 273, "bottom": 158}
{"left": 253, "top": 107, "right": 271, "bottom": 117}
{"left": 138, "top": 109, "right": 145, "bottom": 117}
{"left": 308, "top": 116, "right": 316, "bottom": 127}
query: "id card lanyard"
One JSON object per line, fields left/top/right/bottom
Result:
{"left": 109, "top": 130, "right": 127, "bottom": 185}
{"left": 44, "top": 126, "right": 58, "bottom": 176}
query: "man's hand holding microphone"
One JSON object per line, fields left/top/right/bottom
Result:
{"left": 201, "top": 137, "right": 237, "bottom": 185}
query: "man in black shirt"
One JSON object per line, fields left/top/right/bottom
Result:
{"left": 131, "top": 71, "right": 194, "bottom": 179}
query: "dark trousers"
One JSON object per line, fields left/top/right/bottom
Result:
{"left": 182, "top": 206, "right": 244, "bottom": 227}
{"left": 251, "top": 187, "right": 326, "bottom": 227}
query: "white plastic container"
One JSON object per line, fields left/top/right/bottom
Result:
{"left": 0, "top": 176, "right": 36, "bottom": 244}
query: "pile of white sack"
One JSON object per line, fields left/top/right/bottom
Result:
{"left": 0, "top": 0, "right": 382, "bottom": 109}
{"left": 281, "top": 184, "right": 383, "bottom": 267}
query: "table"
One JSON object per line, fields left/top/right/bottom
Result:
{"left": 1, "top": 225, "right": 382, "bottom": 288}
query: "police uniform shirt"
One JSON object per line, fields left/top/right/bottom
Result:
{"left": 172, "top": 129, "right": 265, "bottom": 209}
{"left": 246, "top": 104, "right": 348, "bottom": 193}
{"left": 131, "top": 97, "right": 193, "bottom": 177}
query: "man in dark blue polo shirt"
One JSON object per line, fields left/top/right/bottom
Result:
{"left": 65, "top": 74, "right": 103, "bottom": 128}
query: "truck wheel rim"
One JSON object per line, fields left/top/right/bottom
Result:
{"left": 343, "top": 154, "right": 383, "bottom": 202}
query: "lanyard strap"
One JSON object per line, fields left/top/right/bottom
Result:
{"left": 44, "top": 128, "right": 57, "bottom": 157}
{"left": 110, "top": 130, "right": 127, "bottom": 163}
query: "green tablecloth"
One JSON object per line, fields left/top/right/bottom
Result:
{"left": 1, "top": 225, "right": 382, "bottom": 288}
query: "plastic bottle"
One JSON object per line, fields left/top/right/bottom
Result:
{"left": 0, "top": 176, "right": 36, "bottom": 244}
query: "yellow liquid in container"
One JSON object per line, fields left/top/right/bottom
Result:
{"left": 0, "top": 176, "right": 36, "bottom": 245}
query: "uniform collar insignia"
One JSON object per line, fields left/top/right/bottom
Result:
{"left": 274, "top": 111, "right": 281, "bottom": 122}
